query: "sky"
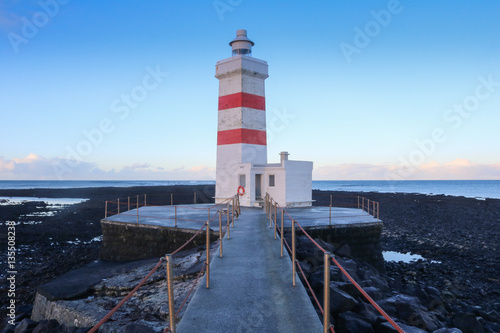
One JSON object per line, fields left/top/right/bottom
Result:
{"left": 1, "top": 0, "right": 499, "bottom": 181}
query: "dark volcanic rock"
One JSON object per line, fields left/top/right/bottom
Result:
{"left": 337, "top": 311, "right": 374, "bottom": 333}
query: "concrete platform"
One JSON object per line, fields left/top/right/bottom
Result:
{"left": 176, "top": 207, "right": 324, "bottom": 333}
{"left": 105, "top": 204, "right": 377, "bottom": 231}
{"left": 105, "top": 204, "right": 224, "bottom": 231}
{"left": 276, "top": 206, "right": 379, "bottom": 227}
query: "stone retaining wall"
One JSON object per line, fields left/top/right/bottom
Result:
{"left": 100, "top": 220, "right": 219, "bottom": 261}
{"left": 295, "top": 222, "right": 384, "bottom": 271}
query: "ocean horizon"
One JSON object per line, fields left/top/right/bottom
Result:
{"left": 0, "top": 180, "right": 499, "bottom": 199}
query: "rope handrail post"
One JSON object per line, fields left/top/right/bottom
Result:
{"left": 117, "top": 198, "right": 120, "bottom": 214}
{"left": 175, "top": 206, "right": 177, "bottom": 227}
{"left": 219, "top": 210, "right": 223, "bottom": 258}
{"left": 208, "top": 207, "right": 211, "bottom": 223}
{"left": 165, "top": 254, "right": 176, "bottom": 333}
{"left": 264, "top": 193, "right": 268, "bottom": 214}
{"left": 237, "top": 194, "right": 241, "bottom": 216}
{"left": 171, "top": 193, "right": 173, "bottom": 206}
{"left": 330, "top": 194, "right": 332, "bottom": 207}
{"left": 206, "top": 221, "right": 210, "bottom": 289}
{"left": 105, "top": 201, "right": 108, "bottom": 219}
{"left": 269, "top": 200, "right": 273, "bottom": 228}
{"left": 144, "top": 194, "right": 147, "bottom": 207}
{"left": 128, "top": 196, "right": 130, "bottom": 211}
{"left": 372, "top": 201, "right": 375, "bottom": 218}
{"left": 226, "top": 206, "right": 230, "bottom": 239}
{"left": 362, "top": 197, "right": 365, "bottom": 212}
{"left": 323, "top": 252, "right": 331, "bottom": 333}
{"left": 357, "top": 195, "right": 360, "bottom": 209}
{"left": 231, "top": 200, "right": 235, "bottom": 228}
{"left": 136, "top": 196, "right": 139, "bottom": 223}
{"left": 280, "top": 208, "right": 284, "bottom": 257}
{"left": 292, "top": 219, "right": 296, "bottom": 287}
{"left": 329, "top": 202, "right": 332, "bottom": 226}
{"left": 367, "top": 199, "right": 370, "bottom": 214}
{"left": 377, "top": 202, "right": 380, "bottom": 220}
{"left": 194, "top": 192, "right": 197, "bottom": 204}
{"left": 273, "top": 203, "right": 277, "bottom": 239}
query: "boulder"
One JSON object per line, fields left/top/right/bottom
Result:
{"left": 14, "top": 319, "right": 37, "bottom": 333}
{"left": 330, "top": 283, "right": 359, "bottom": 313}
{"left": 337, "top": 311, "right": 374, "bottom": 333}
{"left": 32, "top": 320, "right": 60, "bottom": 333}
{"left": 378, "top": 294, "right": 443, "bottom": 332}
{"left": 451, "top": 313, "right": 485, "bottom": 333}
{"left": 432, "top": 328, "right": 463, "bottom": 333}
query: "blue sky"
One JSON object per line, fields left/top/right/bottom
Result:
{"left": 1, "top": 0, "right": 499, "bottom": 180}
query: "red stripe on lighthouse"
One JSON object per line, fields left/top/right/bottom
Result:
{"left": 217, "top": 129, "right": 267, "bottom": 146}
{"left": 218, "top": 92, "right": 265, "bottom": 111}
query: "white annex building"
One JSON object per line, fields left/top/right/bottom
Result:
{"left": 215, "top": 30, "right": 313, "bottom": 207}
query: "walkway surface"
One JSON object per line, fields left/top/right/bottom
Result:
{"left": 176, "top": 207, "right": 324, "bottom": 333}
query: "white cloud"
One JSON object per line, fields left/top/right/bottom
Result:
{"left": 0, "top": 154, "right": 215, "bottom": 180}
{"left": 314, "top": 159, "right": 500, "bottom": 180}
{"left": 2, "top": 154, "right": 499, "bottom": 181}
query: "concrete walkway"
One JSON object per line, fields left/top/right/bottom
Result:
{"left": 177, "top": 207, "right": 323, "bottom": 333}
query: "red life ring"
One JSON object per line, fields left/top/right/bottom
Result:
{"left": 237, "top": 186, "right": 245, "bottom": 196}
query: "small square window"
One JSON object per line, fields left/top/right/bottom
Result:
{"left": 269, "top": 175, "right": 275, "bottom": 187}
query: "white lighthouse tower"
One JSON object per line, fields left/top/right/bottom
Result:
{"left": 215, "top": 30, "right": 313, "bottom": 207}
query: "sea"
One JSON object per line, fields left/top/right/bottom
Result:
{"left": 0, "top": 180, "right": 499, "bottom": 199}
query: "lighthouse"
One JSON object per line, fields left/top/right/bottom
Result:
{"left": 215, "top": 30, "right": 313, "bottom": 207}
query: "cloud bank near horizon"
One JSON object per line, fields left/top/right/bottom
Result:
{"left": 1, "top": 154, "right": 499, "bottom": 181}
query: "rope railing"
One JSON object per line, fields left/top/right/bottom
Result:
{"left": 265, "top": 193, "right": 403, "bottom": 333}
{"left": 89, "top": 194, "right": 240, "bottom": 333}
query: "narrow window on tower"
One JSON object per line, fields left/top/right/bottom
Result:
{"left": 239, "top": 174, "right": 246, "bottom": 187}
{"left": 269, "top": 175, "right": 275, "bottom": 187}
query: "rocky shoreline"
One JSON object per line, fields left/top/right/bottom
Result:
{"left": 1, "top": 185, "right": 499, "bottom": 332}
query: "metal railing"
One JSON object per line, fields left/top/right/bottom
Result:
{"left": 89, "top": 194, "right": 240, "bottom": 333}
{"left": 265, "top": 193, "right": 403, "bottom": 333}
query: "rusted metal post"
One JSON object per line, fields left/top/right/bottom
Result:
{"left": 206, "top": 220, "right": 210, "bottom": 289}
{"left": 357, "top": 196, "right": 360, "bottom": 209}
{"left": 330, "top": 194, "right": 332, "bottom": 207}
{"left": 171, "top": 193, "right": 173, "bottom": 206}
{"left": 219, "top": 210, "right": 223, "bottom": 258}
{"left": 144, "top": 194, "right": 147, "bottom": 207}
{"left": 165, "top": 254, "right": 176, "bottom": 333}
{"left": 136, "top": 197, "right": 139, "bottom": 224}
{"left": 105, "top": 201, "right": 108, "bottom": 219}
{"left": 194, "top": 192, "right": 197, "bottom": 204}
{"left": 367, "top": 199, "right": 370, "bottom": 214}
{"left": 292, "top": 219, "right": 296, "bottom": 287}
{"left": 373, "top": 201, "right": 376, "bottom": 218}
{"left": 117, "top": 198, "right": 120, "bottom": 214}
{"left": 128, "top": 196, "right": 130, "bottom": 211}
{"left": 137, "top": 195, "right": 139, "bottom": 208}
{"left": 280, "top": 209, "right": 284, "bottom": 257}
{"left": 174, "top": 206, "right": 177, "bottom": 227}
{"left": 362, "top": 197, "right": 365, "bottom": 211}
{"left": 323, "top": 252, "right": 331, "bottom": 333}
{"left": 377, "top": 202, "right": 380, "bottom": 220}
